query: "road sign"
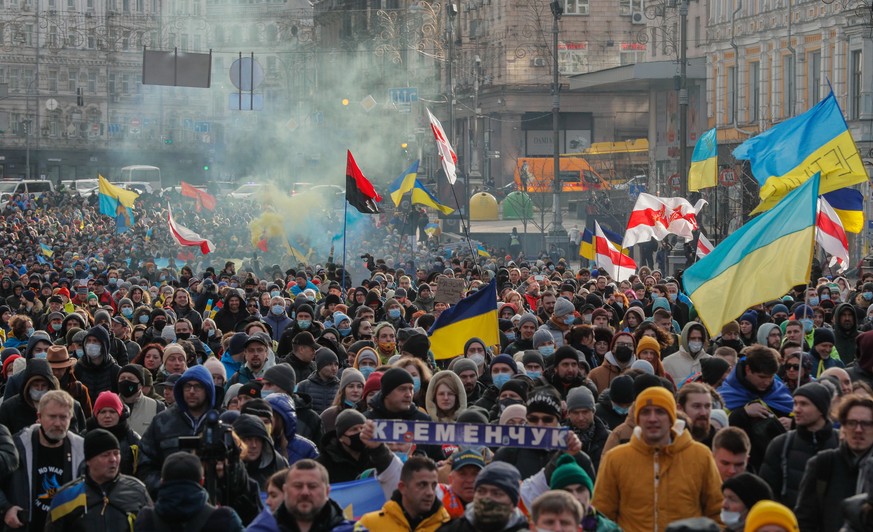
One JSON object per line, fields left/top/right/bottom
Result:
{"left": 669, "top": 173, "right": 681, "bottom": 192}
{"left": 130, "top": 117, "right": 141, "bottom": 128}
{"left": 228, "top": 93, "right": 264, "bottom": 111}
{"left": 388, "top": 87, "right": 418, "bottom": 105}
{"left": 91, "top": 123, "right": 99, "bottom": 133}
{"left": 229, "top": 57, "right": 265, "bottom": 91}
{"left": 45, "top": 98, "right": 58, "bottom": 111}
{"left": 719, "top": 168, "right": 738, "bottom": 187}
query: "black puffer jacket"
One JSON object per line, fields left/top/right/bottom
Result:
{"left": 493, "top": 444, "right": 596, "bottom": 482}
{"left": 134, "top": 480, "right": 244, "bottom": 532}
{"left": 0, "top": 424, "right": 17, "bottom": 479}
{"left": 45, "top": 473, "right": 151, "bottom": 532}
{"left": 296, "top": 372, "right": 339, "bottom": 415}
{"left": 316, "top": 430, "right": 395, "bottom": 484}
{"left": 795, "top": 442, "right": 871, "bottom": 532}
{"left": 759, "top": 422, "right": 839, "bottom": 508}
{"left": 75, "top": 326, "right": 122, "bottom": 397}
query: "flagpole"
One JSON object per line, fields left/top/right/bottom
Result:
{"left": 341, "top": 200, "right": 348, "bottom": 291}
{"left": 448, "top": 183, "right": 478, "bottom": 260}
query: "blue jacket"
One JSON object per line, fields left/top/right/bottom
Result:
{"left": 221, "top": 349, "right": 243, "bottom": 380}
{"left": 245, "top": 498, "right": 353, "bottom": 532}
{"left": 263, "top": 313, "right": 293, "bottom": 342}
{"left": 265, "top": 393, "right": 319, "bottom": 465}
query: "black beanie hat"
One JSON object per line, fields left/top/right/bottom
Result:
{"left": 162, "top": 451, "right": 203, "bottom": 483}
{"left": 381, "top": 367, "right": 414, "bottom": 396}
{"left": 403, "top": 333, "right": 431, "bottom": 360}
{"left": 552, "top": 346, "right": 580, "bottom": 367}
{"left": 456, "top": 407, "right": 490, "bottom": 424}
{"left": 794, "top": 382, "right": 833, "bottom": 418}
{"left": 526, "top": 387, "right": 562, "bottom": 418}
{"left": 521, "top": 350, "right": 546, "bottom": 368}
{"left": 632, "top": 373, "right": 664, "bottom": 399}
{"left": 813, "top": 327, "right": 836, "bottom": 347}
{"left": 119, "top": 364, "right": 145, "bottom": 384}
{"left": 610, "top": 375, "right": 635, "bottom": 405}
{"left": 500, "top": 379, "right": 529, "bottom": 402}
{"left": 84, "top": 428, "right": 120, "bottom": 461}
{"left": 315, "top": 348, "right": 339, "bottom": 371}
{"left": 700, "top": 357, "right": 731, "bottom": 387}
{"left": 722, "top": 472, "right": 774, "bottom": 510}
{"left": 475, "top": 462, "right": 521, "bottom": 506}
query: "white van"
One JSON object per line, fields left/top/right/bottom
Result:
{"left": 118, "top": 165, "right": 162, "bottom": 192}
{"left": 0, "top": 179, "right": 55, "bottom": 205}
{"left": 61, "top": 179, "right": 99, "bottom": 197}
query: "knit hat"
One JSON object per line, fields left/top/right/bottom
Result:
{"left": 403, "top": 333, "right": 431, "bottom": 359}
{"left": 552, "top": 346, "right": 580, "bottom": 367}
{"left": 610, "top": 375, "right": 635, "bottom": 405}
{"left": 739, "top": 311, "right": 758, "bottom": 326}
{"left": 771, "top": 303, "right": 790, "bottom": 316}
{"left": 84, "top": 428, "right": 120, "bottom": 461}
{"left": 631, "top": 359, "right": 655, "bottom": 375}
{"left": 721, "top": 321, "right": 740, "bottom": 336}
{"left": 119, "top": 364, "right": 144, "bottom": 384}
{"left": 634, "top": 386, "right": 677, "bottom": 425}
{"left": 237, "top": 381, "right": 262, "bottom": 399}
{"left": 526, "top": 387, "right": 562, "bottom": 418}
{"left": 93, "top": 390, "right": 123, "bottom": 416}
{"left": 340, "top": 368, "right": 365, "bottom": 390}
{"left": 162, "top": 451, "right": 203, "bottom": 483}
{"left": 380, "top": 367, "right": 414, "bottom": 396}
{"left": 636, "top": 336, "right": 661, "bottom": 356}
{"left": 228, "top": 332, "right": 249, "bottom": 355}
{"left": 566, "top": 386, "right": 595, "bottom": 411}
{"left": 202, "top": 357, "right": 227, "bottom": 381}
{"left": 500, "top": 379, "right": 529, "bottom": 402}
{"left": 356, "top": 348, "right": 379, "bottom": 367}
{"left": 335, "top": 409, "right": 367, "bottom": 437}
{"left": 793, "top": 304, "right": 814, "bottom": 319}
{"left": 532, "top": 329, "right": 554, "bottom": 349}
{"left": 475, "top": 462, "right": 522, "bottom": 506}
{"left": 263, "top": 364, "right": 296, "bottom": 395}
{"left": 452, "top": 358, "right": 479, "bottom": 376}
{"left": 315, "top": 348, "right": 339, "bottom": 371}
{"left": 813, "top": 327, "right": 836, "bottom": 347}
{"left": 521, "top": 350, "right": 545, "bottom": 368}
{"left": 499, "top": 404, "right": 527, "bottom": 425}
{"left": 94, "top": 309, "right": 111, "bottom": 324}
{"left": 362, "top": 372, "right": 384, "bottom": 400}
{"left": 549, "top": 453, "right": 594, "bottom": 493}
{"left": 591, "top": 308, "right": 610, "bottom": 322}
{"left": 553, "top": 297, "right": 575, "bottom": 318}
{"left": 240, "top": 398, "right": 273, "bottom": 420}
{"left": 710, "top": 409, "right": 729, "bottom": 429}
{"left": 162, "top": 343, "right": 185, "bottom": 365}
{"left": 490, "top": 354, "right": 517, "bottom": 374}
{"left": 457, "top": 407, "right": 490, "bottom": 425}
{"left": 793, "top": 382, "right": 832, "bottom": 418}
{"left": 722, "top": 472, "right": 774, "bottom": 510}
{"left": 700, "top": 357, "right": 731, "bottom": 386}
{"left": 517, "top": 313, "right": 538, "bottom": 330}
{"left": 744, "top": 501, "right": 799, "bottom": 532}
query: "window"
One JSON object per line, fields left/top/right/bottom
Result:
{"left": 783, "top": 54, "right": 795, "bottom": 118}
{"left": 193, "top": 35, "right": 201, "bottom": 51}
{"left": 694, "top": 16, "right": 700, "bottom": 47}
{"left": 87, "top": 0, "right": 94, "bottom": 8}
{"left": 137, "top": 0, "right": 143, "bottom": 11}
{"left": 620, "top": 43, "right": 646, "bottom": 65}
{"left": 108, "top": 73, "right": 116, "bottom": 95}
{"left": 565, "top": 0, "right": 588, "bottom": 15}
{"left": 88, "top": 70, "right": 97, "bottom": 93}
{"left": 68, "top": 69, "right": 78, "bottom": 92}
{"left": 48, "top": 70, "right": 58, "bottom": 92}
{"left": 121, "top": 73, "right": 130, "bottom": 94}
{"left": 558, "top": 42, "right": 588, "bottom": 74}
{"left": 850, "top": 50, "right": 862, "bottom": 120}
{"left": 749, "top": 62, "right": 759, "bottom": 122}
{"left": 619, "top": 0, "right": 631, "bottom": 15}
{"left": 123, "top": 0, "right": 130, "bottom": 12}
{"left": 180, "top": 34, "right": 188, "bottom": 51}
{"left": 727, "top": 66, "right": 736, "bottom": 123}
{"left": 809, "top": 50, "right": 821, "bottom": 104}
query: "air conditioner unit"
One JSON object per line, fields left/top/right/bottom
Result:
{"left": 631, "top": 12, "right": 645, "bottom": 24}
{"left": 531, "top": 57, "right": 547, "bottom": 67}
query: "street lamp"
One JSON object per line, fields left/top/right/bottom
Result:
{"left": 549, "top": 0, "right": 565, "bottom": 241}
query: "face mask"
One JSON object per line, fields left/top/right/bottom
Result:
{"left": 539, "top": 345, "right": 555, "bottom": 357}
{"left": 722, "top": 339, "right": 744, "bottom": 352}
{"left": 378, "top": 341, "right": 396, "bottom": 353}
{"left": 388, "top": 308, "right": 401, "bottom": 319}
{"left": 470, "top": 353, "right": 485, "bottom": 366}
{"left": 412, "top": 376, "right": 421, "bottom": 394}
{"left": 687, "top": 341, "right": 704, "bottom": 354}
{"left": 272, "top": 305, "right": 284, "bottom": 316}
{"left": 339, "top": 327, "right": 352, "bottom": 337}
{"left": 85, "top": 343, "right": 102, "bottom": 359}
{"left": 50, "top": 322, "right": 62, "bottom": 332}
{"left": 343, "top": 398, "right": 358, "bottom": 408}
{"left": 821, "top": 293, "right": 830, "bottom": 301}
{"left": 613, "top": 404, "right": 629, "bottom": 415}
{"left": 270, "top": 290, "right": 280, "bottom": 298}
{"left": 26, "top": 327, "right": 35, "bottom": 337}
{"left": 492, "top": 373, "right": 511, "bottom": 390}
{"left": 864, "top": 292, "right": 872, "bottom": 302}
{"left": 720, "top": 510, "right": 741, "bottom": 527}
{"left": 346, "top": 432, "right": 367, "bottom": 452}
{"left": 119, "top": 381, "right": 140, "bottom": 398}
{"left": 801, "top": 318, "right": 814, "bottom": 333}
{"left": 207, "top": 329, "right": 215, "bottom": 337}
{"left": 122, "top": 307, "right": 133, "bottom": 318}
{"left": 30, "top": 388, "right": 48, "bottom": 402}
{"left": 139, "top": 315, "right": 149, "bottom": 324}
{"left": 109, "top": 278, "right": 117, "bottom": 285}
{"left": 668, "top": 293, "right": 677, "bottom": 302}
{"left": 499, "top": 397, "right": 523, "bottom": 412}
{"left": 298, "top": 319, "right": 311, "bottom": 329}
{"left": 504, "top": 332, "right": 516, "bottom": 342}
{"left": 614, "top": 345, "right": 634, "bottom": 364}
{"left": 153, "top": 321, "right": 166, "bottom": 331}
{"left": 564, "top": 316, "right": 576, "bottom": 325}
{"left": 32, "top": 350, "right": 47, "bottom": 359}
{"left": 75, "top": 348, "right": 84, "bottom": 358}
{"left": 360, "top": 366, "right": 375, "bottom": 379}
{"left": 526, "top": 370, "right": 541, "bottom": 380}
{"left": 473, "top": 498, "right": 513, "bottom": 530}
{"left": 230, "top": 282, "right": 239, "bottom": 288}
{"left": 261, "top": 389, "right": 275, "bottom": 399}
{"left": 808, "top": 297, "right": 820, "bottom": 306}
{"left": 176, "top": 332, "right": 191, "bottom": 341}
{"left": 582, "top": 313, "right": 592, "bottom": 324}
{"left": 393, "top": 451, "right": 409, "bottom": 463}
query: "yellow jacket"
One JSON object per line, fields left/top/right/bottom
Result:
{"left": 592, "top": 424, "right": 723, "bottom": 532}
{"left": 355, "top": 497, "right": 451, "bottom": 532}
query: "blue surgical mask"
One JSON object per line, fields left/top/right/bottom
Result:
{"left": 864, "top": 292, "right": 873, "bottom": 302}
{"left": 272, "top": 305, "right": 285, "bottom": 315}
{"left": 564, "top": 316, "right": 575, "bottom": 325}
{"left": 26, "top": 327, "right": 34, "bottom": 337}
{"left": 360, "top": 366, "right": 375, "bottom": 379}
{"left": 821, "top": 293, "right": 830, "bottom": 301}
{"left": 122, "top": 307, "right": 133, "bottom": 318}
{"left": 261, "top": 389, "right": 274, "bottom": 399}
{"left": 539, "top": 345, "right": 555, "bottom": 357}
{"left": 139, "top": 315, "right": 149, "bottom": 324}
{"left": 394, "top": 451, "right": 409, "bottom": 463}
{"left": 801, "top": 318, "right": 814, "bottom": 333}
{"left": 32, "top": 350, "right": 47, "bottom": 359}
{"left": 388, "top": 308, "right": 401, "bottom": 319}
{"left": 270, "top": 290, "right": 280, "bottom": 298}
{"left": 492, "top": 373, "right": 511, "bottom": 390}
{"left": 343, "top": 399, "right": 357, "bottom": 408}
{"left": 505, "top": 332, "right": 516, "bottom": 342}
{"left": 207, "top": 329, "right": 215, "bottom": 337}
{"left": 75, "top": 348, "right": 84, "bottom": 358}
{"left": 298, "top": 319, "right": 311, "bottom": 329}
{"left": 527, "top": 370, "right": 542, "bottom": 380}
{"left": 809, "top": 297, "right": 820, "bottom": 306}
{"left": 50, "top": 322, "right": 62, "bottom": 331}
{"left": 339, "top": 327, "right": 352, "bottom": 337}
{"left": 613, "top": 405, "right": 629, "bottom": 415}
{"left": 412, "top": 376, "right": 421, "bottom": 394}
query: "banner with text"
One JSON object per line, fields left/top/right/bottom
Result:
{"left": 370, "top": 420, "right": 569, "bottom": 450}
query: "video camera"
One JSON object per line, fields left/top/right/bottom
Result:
{"left": 178, "top": 410, "right": 239, "bottom": 463}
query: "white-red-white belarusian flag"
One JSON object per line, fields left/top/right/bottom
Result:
{"left": 426, "top": 108, "right": 458, "bottom": 185}
{"left": 595, "top": 221, "right": 637, "bottom": 280}
{"left": 623, "top": 193, "right": 707, "bottom": 248}
{"left": 167, "top": 205, "right": 215, "bottom": 254}
{"left": 696, "top": 234, "right": 713, "bottom": 259}
{"left": 816, "top": 197, "right": 849, "bottom": 273}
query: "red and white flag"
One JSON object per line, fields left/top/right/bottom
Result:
{"left": 167, "top": 205, "right": 215, "bottom": 255}
{"left": 696, "top": 233, "right": 713, "bottom": 259}
{"left": 595, "top": 221, "right": 637, "bottom": 280}
{"left": 623, "top": 193, "right": 708, "bottom": 248}
{"left": 816, "top": 197, "right": 849, "bottom": 273}
{"left": 426, "top": 108, "right": 458, "bottom": 185}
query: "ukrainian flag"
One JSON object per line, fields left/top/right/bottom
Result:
{"left": 688, "top": 127, "right": 718, "bottom": 192}
{"left": 822, "top": 187, "right": 864, "bottom": 233}
{"left": 331, "top": 477, "right": 386, "bottom": 520}
{"left": 428, "top": 278, "right": 499, "bottom": 360}
{"left": 410, "top": 179, "right": 454, "bottom": 215}
{"left": 683, "top": 173, "right": 820, "bottom": 334}
{"left": 39, "top": 243, "right": 53, "bottom": 258}
{"left": 476, "top": 243, "right": 490, "bottom": 257}
{"left": 49, "top": 480, "right": 87, "bottom": 521}
{"left": 388, "top": 161, "right": 419, "bottom": 207}
{"left": 733, "top": 92, "right": 865, "bottom": 214}
{"left": 98, "top": 175, "right": 139, "bottom": 233}
{"left": 579, "top": 227, "right": 628, "bottom": 260}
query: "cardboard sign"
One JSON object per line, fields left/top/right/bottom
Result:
{"left": 435, "top": 277, "right": 466, "bottom": 304}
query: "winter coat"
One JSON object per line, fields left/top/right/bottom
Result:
{"left": 0, "top": 424, "right": 17, "bottom": 479}
{"left": 425, "top": 371, "right": 467, "bottom": 422}
{"left": 233, "top": 416, "right": 289, "bottom": 491}
{"left": 833, "top": 303, "right": 859, "bottom": 365}
{"left": 759, "top": 422, "right": 839, "bottom": 508}
{"left": 592, "top": 425, "right": 723, "bottom": 532}
{"left": 0, "top": 361, "right": 87, "bottom": 435}
{"left": 291, "top": 392, "right": 324, "bottom": 444}
{"left": 795, "top": 441, "right": 871, "bottom": 532}
{"left": 264, "top": 392, "right": 320, "bottom": 465}
{"left": 568, "top": 415, "right": 611, "bottom": 472}
{"left": 75, "top": 326, "right": 122, "bottom": 397}
{"left": 84, "top": 416, "right": 143, "bottom": 476}
{"left": 594, "top": 391, "right": 629, "bottom": 430}
{"left": 171, "top": 304, "right": 203, "bottom": 334}
{"left": 493, "top": 445, "right": 596, "bottom": 482}
{"left": 357, "top": 491, "right": 451, "bottom": 532}
{"left": 588, "top": 356, "right": 624, "bottom": 394}
{"left": 45, "top": 473, "right": 151, "bottom": 532}
{"left": 127, "top": 392, "right": 166, "bottom": 438}
{"left": 221, "top": 349, "right": 243, "bottom": 381}
{"left": 538, "top": 319, "right": 568, "bottom": 348}
{"left": 661, "top": 323, "right": 712, "bottom": 383}
{"left": 435, "top": 505, "right": 529, "bottom": 532}
{"left": 263, "top": 312, "right": 293, "bottom": 342}
{"left": 246, "top": 497, "right": 354, "bottom": 532}
{"left": 316, "top": 431, "right": 395, "bottom": 483}
{"left": 282, "top": 353, "right": 317, "bottom": 384}
{"left": 213, "top": 292, "right": 248, "bottom": 334}
{"left": 296, "top": 372, "right": 340, "bottom": 414}
{"left": 134, "top": 479, "right": 244, "bottom": 532}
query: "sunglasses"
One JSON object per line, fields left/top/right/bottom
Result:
{"left": 786, "top": 364, "right": 800, "bottom": 371}
{"left": 526, "top": 414, "right": 556, "bottom": 424}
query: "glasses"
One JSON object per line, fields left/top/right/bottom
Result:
{"left": 785, "top": 364, "right": 800, "bottom": 371}
{"left": 614, "top": 342, "right": 634, "bottom": 349}
{"left": 526, "top": 415, "right": 556, "bottom": 424}
{"left": 844, "top": 419, "right": 873, "bottom": 430}
{"left": 182, "top": 383, "right": 205, "bottom": 392}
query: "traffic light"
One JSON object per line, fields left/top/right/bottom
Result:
{"left": 202, "top": 164, "right": 209, "bottom": 171}
{"left": 341, "top": 98, "right": 350, "bottom": 106}
{"left": 401, "top": 142, "right": 409, "bottom": 159}
{"left": 76, "top": 88, "right": 84, "bottom": 107}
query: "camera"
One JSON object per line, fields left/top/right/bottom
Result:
{"left": 178, "top": 410, "right": 238, "bottom": 463}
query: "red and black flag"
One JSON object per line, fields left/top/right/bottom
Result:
{"left": 346, "top": 150, "right": 382, "bottom": 214}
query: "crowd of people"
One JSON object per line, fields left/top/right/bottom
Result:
{"left": 0, "top": 188, "right": 872, "bottom": 531}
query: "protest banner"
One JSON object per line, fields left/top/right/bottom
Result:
{"left": 369, "top": 420, "right": 569, "bottom": 450}
{"left": 435, "top": 277, "right": 466, "bottom": 304}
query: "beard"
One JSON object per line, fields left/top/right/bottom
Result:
{"left": 291, "top": 501, "right": 322, "bottom": 521}
{"left": 690, "top": 420, "right": 711, "bottom": 440}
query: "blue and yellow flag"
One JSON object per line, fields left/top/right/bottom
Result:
{"left": 733, "top": 92, "right": 865, "bottom": 214}
{"left": 49, "top": 480, "right": 87, "bottom": 522}
{"left": 428, "top": 278, "right": 499, "bottom": 360}
{"left": 98, "top": 175, "right": 138, "bottom": 233}
{"left": 388, "top": 161, "right": 420, "bottom": 207}
{"left": 39, "top": 243, "right": 53, "bottom": 258}
{"left": 689, "top": 127, "right": 718, "bottom": 192}
{"left": 476, "top": 243, "right": 490, "bottom": 257}
{"left": 331, "top": 477, "right": 386, "bottom": 520}
{"left": 683, "top": 173, "right": 820, "bottom": 334}
{"left": 579, "top": 226, "right": 628, "bottom": 260}
{"left": 821, "top": 187, "right": 864, "bottom": 233}
{"left": 410, "top": 179, "right": 454, "bottom": 215}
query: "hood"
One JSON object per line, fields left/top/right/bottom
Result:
{"left": 266, "top": 392, "right": 298, "bottom": 441}
{"left": 425, "top": 370, "right": 467, "bottom": 420}
{"left": 651, "top": 297, "right": 671, "bottom": 314}
{"left": 679, "top": 321, "right": 707, "bottom": 352}
{"left": 20, "top": 358, "right": 58, "bottom": 402}
{"left": 834, "top": 302, "right": 858, "bottom": 331}
{"left": 62, "top": 313, "right": 86, "bottom": 329}
{"left": 623, "top": 306, "right": 645, "bottom": 325}
{"left": 222, "top": 289, "right": 245, "bottom": 309}
{"left": 856, "top": 330, "right": 873, "bottom": 372}
{"left": 233, "top": 414, "right": 276, "bottom": 469}
{"left": 25, "top": 331, "right": 53, "bottom": 358}
{"left": 756, "top": 323, "right": 780, "bottom": 346}
{"left": 630, "top": 420, "right": 693, "bottom": 454}
{"left": 173, "top": 365, "right": 216, "bottom": 412}
{"left": 83, "top": 325, "right": 111, "bottom": 358}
